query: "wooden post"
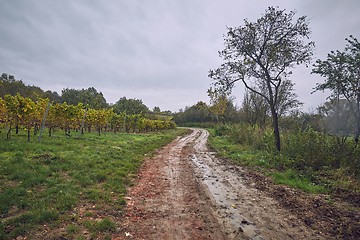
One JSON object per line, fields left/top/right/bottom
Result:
{"left": 80, "top": 108, "right": 88, "bottom": 135}
{"left": 38, "top": 102, "right": 51, "bottom": 142}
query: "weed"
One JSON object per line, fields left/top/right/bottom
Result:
{"left": 83, "top": 218, "right": 116, "bottom": 233}
{"left": 66, "top": 223, "right": 80, "bottom": 234}
{"left": 96, "top": 218, "right": 116, "bottom": 232}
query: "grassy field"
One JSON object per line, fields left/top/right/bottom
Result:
{"left": 0, "top": 128, "right": 187, "bottom": 239}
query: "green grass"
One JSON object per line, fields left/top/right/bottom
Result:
{"left": 0, "top": 128, "right": 187, "bottom": 239}
{"left": 83, "top": 218, "right": 116, "bottom": 233}
{"left": 208, "top": 130, "right": 271, "bottom": 168}
{"left": 269, "top": 169, "right": 327, "bottom": 193}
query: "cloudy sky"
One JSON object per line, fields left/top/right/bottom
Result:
{"left": 1, "top": 0, "right": 359, "bottom": 112}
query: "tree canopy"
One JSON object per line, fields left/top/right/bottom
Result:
{"left": 312, "top": 36, "right": 360, "bottom": 142}
{"left": 112, "top": 97, "right": 149, "bottom": 115}
{"left": 61, "top": 87, "right": 108, "bottom": 109}
{"left": 0, "top": 73, "right": 61, "bottom": 102}
{"left": 209, "top": 6, "right": 314, "bottom": 151}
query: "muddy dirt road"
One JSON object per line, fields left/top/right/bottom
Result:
{"left": 113, "top": 128, "right": 356, "bottom": 239}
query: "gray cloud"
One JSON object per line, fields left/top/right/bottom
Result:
{"left": 1, "top": 0, "right": 359, "bottom": 112}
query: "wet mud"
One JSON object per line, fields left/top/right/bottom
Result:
{"left": 114, "top": 128, "right": 359, "bottom": 239}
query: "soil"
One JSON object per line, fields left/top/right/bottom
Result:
{"left": 112, "top": 128, "right": 360, "bottom": 240}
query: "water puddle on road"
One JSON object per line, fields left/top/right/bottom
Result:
{"left": 191, "top": 153, "right": 264, "bottom": 240}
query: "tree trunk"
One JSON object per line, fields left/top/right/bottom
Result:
{"left": 355, "top": 97, "right": 360, "bottom": 144}
{"left": 355, "top": 114, "right": 360, "bottom": 144}
{"left": 34, "top": 125, "right": 38, "bottom": 136}
{"left": 27, "top": 128, "right": 31, "bottom": 142}
{"left": 270, "top": 107, "right": 281, "bottom": 151}
{"left": 7, "top": 127, "right": 11, "bottom": 139}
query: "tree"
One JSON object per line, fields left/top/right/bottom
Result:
{"left": 112, "top": 97, "right": 149, "bottom": 115}
{"left": 0, "top": 73, "right": 60, "bottom": 101}
{"left": 44, "top": 90, "right": 62, "bottom": 103}
{"left": 317, "top": 98, "right": 355, "bottom": 137}
{"left": 208, "top": 90, "right": 228, "bottom": 122}
{"left": 209, "top": 7, "right": 314, "bottom": 151}
{"left": 242, "top": 89, "right": 269, "bottom": 127}
{"left": 173, "top": 101, "right": 213, "bottom": 124}
{"left": 61, "top": 87, "right": 108, "bottom": 109}
{"left": 312, "top": 36, "right": 360, "bottom": 143}
{"left": 1, "top": 74, "right": 27, "bottom": 98}
{"left": 61, "top": 88, "right": 80, "bottom": 105}
{"left": 153, "top": 106, "right": 161, "bottom": 113}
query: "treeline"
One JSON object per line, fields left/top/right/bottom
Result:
{"left": 174, "top": 94, "right": 358, "bottom": 140}
{"left": 0, "top": 94, "right": 176, "bottom": 141}
{"left": 0, "top": 73, "right": 61, "bottom": 103}
{"left": 174, "top": 98, "right": 240, "bottom": 125}
{"left": 0, "top": 73, "right": 172, "bottom": 116}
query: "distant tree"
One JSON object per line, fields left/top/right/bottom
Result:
{"left": 208, "top": 90, "right": 228, "bottom": 122}
{"left": 312, "top": 36, "right": 360, "bottom": 143}
{"left": 153, "top": 106, "right": 161, "bottom": 113}
{"left": 277, "top": 80, "right": 303, "bottom": 117}
{"left": 61, "top": 87, "right": 108, "bottom": 109}
{"left": 299, "top": 112, "right": 324, "bottom": 132}
{"left": 0, "top": 73, "right": 27, "bottom": 97}
{"left": 0, "top": 73, "right": 15, "bottom": 82}
{"left": 61, "top": 88, "right": 79, "bottom": 105}
{"left": 162, "top": 110, "right": 173, "bottom": 115}
{"left": 208, "top": 90, "right": 240, "bottom": 123}
{"left": 242, "top": 89, "right": 269, "bottom": 127}
{"left": 223, "top": 98, "right": 241, "bottom": 123}
{"left": 317, "top": 98, "right": 355, "bottom": 137}
{"left": 44, "top": 90, "right": 62, "bottom": 103}
{"left": 112, "top": 97, "right": 149, "bottom": 114}
{"left": 0, "top": 73, "right": 63, "bottom": 103}
{"left": 209, "top": 7, "right": 314, "bottom": 151}
{"left": 241, "top": 80, "right": 302, "bottom": 126}
{"left": 173, "top": 101, "right": 213, "bottom": 124}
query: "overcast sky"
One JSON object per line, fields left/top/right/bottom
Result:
{"left": 1, "top": 0, "right": 359, "bottom": 112}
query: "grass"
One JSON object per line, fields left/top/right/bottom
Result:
{"left": 208, "top": 129, "right": 271, "bottom": 168}
{"left": 0, "top": 128, "right": 187, "bottom": 239}
{"left": 207, "top": 128, "right": 329, "bottom": 194}
{"left": 269, "top": 169, "right": 327, "bottom": 193}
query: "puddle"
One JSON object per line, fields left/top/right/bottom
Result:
{"left": 191, "top": 153, "right": 264, "bottom": 240}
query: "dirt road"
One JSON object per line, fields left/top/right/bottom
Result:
{"left": 113, "top": 128, "right": 358, "bottom": 239}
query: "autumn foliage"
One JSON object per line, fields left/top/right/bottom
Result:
{"left": 0, "top": 94, "right": 176, "bottom": 141}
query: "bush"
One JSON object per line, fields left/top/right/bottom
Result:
{"left": 214, "top": 123, "right": 265, "bottom": 147}
{"left": 282, "top": 128, "right": 360, "bottom": 178}
{"left": 214, "top": 123, "right": 360, "bottom": 180}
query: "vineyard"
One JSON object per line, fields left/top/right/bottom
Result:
{"left": 0, "top": 94, "right": 176, "bottom": 141}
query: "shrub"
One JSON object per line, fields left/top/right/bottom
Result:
{"left": 214, "top": 123, "right": 360, "bottom": 180}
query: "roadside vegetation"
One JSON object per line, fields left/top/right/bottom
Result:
{"left": 208, "top": 124, "right": 359, "bottom": 195}
{"left": 0, "top": 128, "right": 187, "bottom": 239}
